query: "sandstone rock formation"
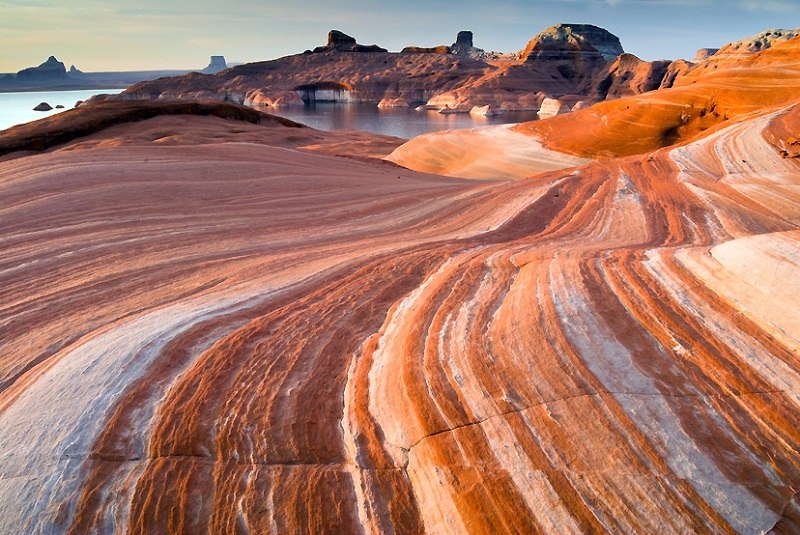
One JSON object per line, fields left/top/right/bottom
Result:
{"left": 243, "top": 89, "right": 304, "bottom": 107}
{"left": 534, "top": 34, "right": 800, "bottom": 158}
{"left": 401, "top": 44, "right": 451, "bottom": 54}
{"left": 536, "top": 97, "right": 570, "bottom": 118}
{"left": 694, "top": 48, "right": 719, "bottom": 61}
{"left": 92, "top": 25, "right": 800, "bottom": 122}
{"left": 451, "top": 30, "right": 485, "bottom": 58}
{"left": 16, "top": 55, "right": 67, "bottom": 79}
{"left": 201, "top": 55, "right": 228, "bottom": 74}
{"left": 116, "top": 26, "right": 658, "bottom": 113}
{"left": 313, "top": 30, "right": 387, "bottom": 53}
{"left": 716, "top": 28, "right": 800, "bottom": 55}
{"left": 1, "top": 71, "right": 800, "bottom": 533}
{"left": 122, "top": 31, "right": 489, "bottom": 107}
{"left": 389, "top": 34, "right": 800, "bottom": 175}
{"left": 469, "top": 104, "right": 502, "bottom": 116}
{"left": 416, "top": 24, "right": 643, "bottom": 112}
{"left": 520, "top": 23, "right": 623, "bottom": 62}
{"left": 593, "top": 53, "right": 671, "bottom": 100}
{"left": 377, "top": 97, "right": 409, "bottom": 108}
{"left": 4, "top": 23, "right": 800, "bottom": 531}
{"left": 2, "top": 30, "right": 800, "bottom": 535}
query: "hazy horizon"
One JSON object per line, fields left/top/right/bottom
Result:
{"left": 2, "top": 0, "right": 798, "bottom": 73}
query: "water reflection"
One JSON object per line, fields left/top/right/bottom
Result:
{"left": 263, "top": 102, "right": 539, "bottom": 139}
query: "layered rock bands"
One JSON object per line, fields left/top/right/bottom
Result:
{"left": 1, "top": 51, "right": 799, "bottom": 532}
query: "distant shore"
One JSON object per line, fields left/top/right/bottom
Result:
{"left": 0, "top": 70, "right": 190, "bottom": 93}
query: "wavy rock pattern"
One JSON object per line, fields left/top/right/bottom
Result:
{"left": 386, "top": 124, "right": 590, "bottom": 180}
{"left": 1, "top": 100, "right": 799, "bottom": 534}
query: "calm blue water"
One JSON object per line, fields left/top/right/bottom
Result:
{"left": 0, "top": 89, "right": 124, "bottom": 131}
{"left": 0, "top": 91, "right": 538, "bottom": 138}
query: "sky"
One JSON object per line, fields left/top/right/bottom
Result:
{"left": 1, "top": 0, "right": 798, "bottom": 72}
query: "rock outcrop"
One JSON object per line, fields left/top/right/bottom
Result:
{"left": 391, "top": 33, "right": 800, "bottom": 178}
{"left": 413, "top": 24, "right": 636, "bottom": 112}
{"left": 377, "top": 97, "right": 409, "bottom": 108}
{"left": 715, "top": 28, "right": 800, "bottom": 55}
{"left": 124, "top": 31, "right": 488, "bottom": 107}
{"left": 450, "top": 30, "right": 485, "bottom": 58}
{"left": 32, "top": 102, "right": 53, "bottom": 111}
{"left": 116, "top": 26, "right": 638, "bottom": 112}
{"left": 536, "top": 97, "right": 570, "bottom": 118}
{"left": 115, "top": 26, "right": 800, "bottom": 118}
{"left": 520, "top": 23, "right": 623, "bottom": 62}
{"left": 201, "top": 56, "right": 228, "bottom": 74}
{"left": 312, "top": 30, "right": 387, "bottom": 53}
{"left": 16, "top": 56, "right": 67, "bottom": 79}
{"left": 694, "top": 48, "right": 719, "bottom": 61}
{"left": 594, "top": 53, "right": 671, "bottom": 99}
{"left": 401, "top": 45, "right": 451, "bottom": 54}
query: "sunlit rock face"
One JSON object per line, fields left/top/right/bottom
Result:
{"left": 118, "top": 25, "right": 677, "bottom": 114}
{"left": 1, "top": 39, "right": 800, "bottom": 535}
{"left": 423, "top": 24, "right": 665, "bottom": 113}
{"left": 122, "top": 30, "right": 488, "bottom": 107}
{"left": 520, "top": 23, "right": 623, "bottom": 62}
{"left": 594, "top": 53, "right": 671, "bottom": 100}
{"left": 715, "top": 28, "right": 800, "bottom": 55}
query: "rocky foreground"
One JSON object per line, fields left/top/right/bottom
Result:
{"left": 1, "top": 35, "right": 800, "bottom": 535}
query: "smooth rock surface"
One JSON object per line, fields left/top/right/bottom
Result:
{"left": 1, "top": 37, "right": 800, "bottom": 535}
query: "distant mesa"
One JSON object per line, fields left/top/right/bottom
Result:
{"left": 17, "top": 56, "right": 68, "bottom": 79}
{"left": 33, "top": 102, "right": 53, "bottom": 111}
{"left": 201, "top": 56, "right": 228, "bottom": 74}
{"left": 313, "top": 30, "right": 388, "bottom": 53}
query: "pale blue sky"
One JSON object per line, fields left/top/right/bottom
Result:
{"left": 1, "top": 0, "right": 797, "bottom": 72}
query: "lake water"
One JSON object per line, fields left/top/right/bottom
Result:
{"left": 0, "top": 89, "right": 124, "bottom": 131}
{"left": 265, "top": 103, "right": 539, "bottom": 139}
{"left": 0, "top": 90, "right": 538, "bottom": 138}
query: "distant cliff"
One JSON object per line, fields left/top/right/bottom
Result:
{"left": 115, "top": 25, "right": 800, "bottom": 116}
{"left": 0, "top": 55, "right": 222, "bottom": 92}
{"left": 121, "top": 30, "right": 489, "bottom": 107}
{"left": 16, "top": 56, "right": 68, "bottom": 79}
{"left": 117, "top": 26, "right": 682, "bottom": 114}
{"left": 201, "top": 56, "right": 228, "bottom": 74}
